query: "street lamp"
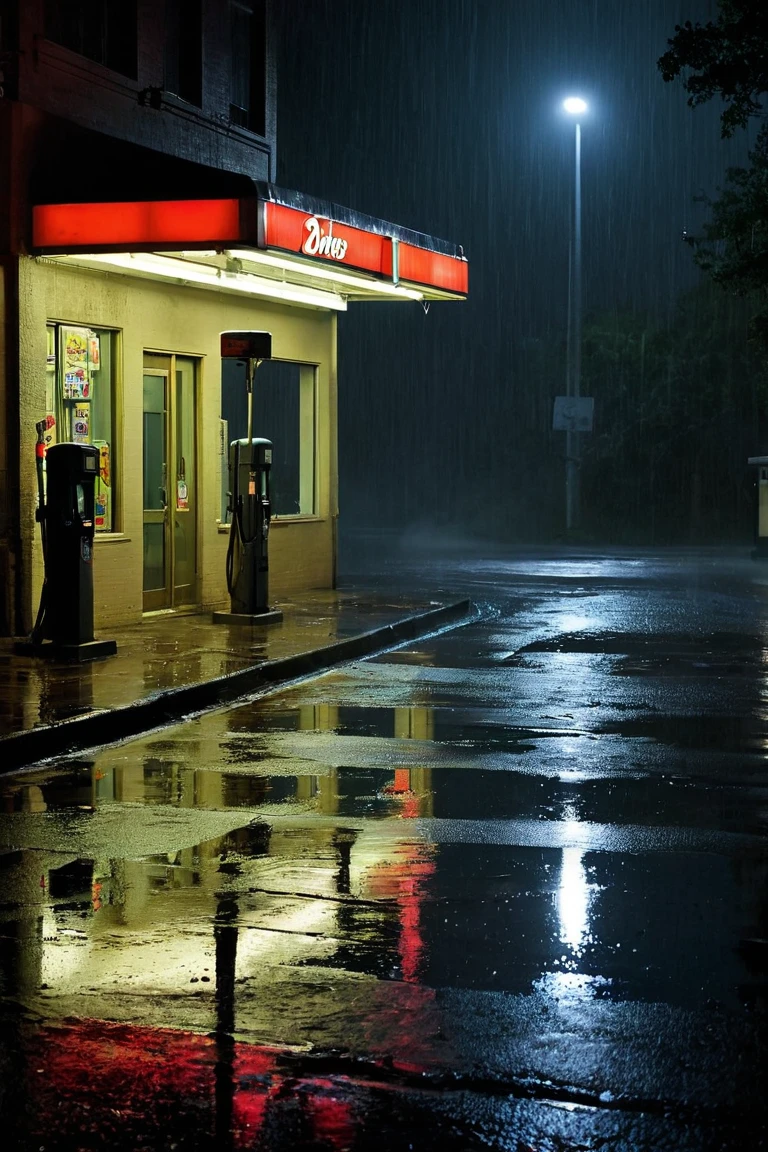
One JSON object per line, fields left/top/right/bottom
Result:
{"left": 563, "top": 96, "right": 586, "bottom": 534}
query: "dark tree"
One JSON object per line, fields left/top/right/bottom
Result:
{"left": 658, "top": 0, "right": 768, "bottom": 137}
{"left": 658, "top": 1, "right": 768, "bottom": 339}
{"left": 579, "top": 287, "right": 765, "bottom": 543}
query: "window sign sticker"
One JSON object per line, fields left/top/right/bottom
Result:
{"left": 62, "top": 328, "right": 91, "bottom": 399}
{"left": 93, "top": 440, "right": 111, "bottom": 531}
{"left": 73, "top": 404, "right": 90, "bottom": 444}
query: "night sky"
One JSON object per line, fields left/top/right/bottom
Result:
{"left": 276, "top": 0, "right": 749, "bottom": 537}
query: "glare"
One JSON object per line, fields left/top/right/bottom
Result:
{"left": 558, "top": 846, "right": 591, "bottom": 956}
{"left": 557, "top": 613, "right": 591, "bottom": 631}
{"left": 534, "top": 971, "right": 612, "bottom": 1003}
{"left": 563, "top": 97, "right": 588, "bottom": 115}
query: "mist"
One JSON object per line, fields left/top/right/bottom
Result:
{"left": 276, "top": 0, "right": 756, "bottom": 545}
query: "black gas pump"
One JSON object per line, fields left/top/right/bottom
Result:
{"left": 213, "top": 332, "right": 283, "bottom": 625}
{"left": 15, "top": 438, "right": 117, "bottom": 660}
{"left": 225, "top": 436, "right": 273, "bottom": 611}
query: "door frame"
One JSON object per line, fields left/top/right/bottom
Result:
{"left": 142, "top": 353, "right": 200, "bottom": 613}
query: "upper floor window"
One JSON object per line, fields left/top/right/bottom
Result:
{"left": 44, "top": 0, "right": 138, "bottom": 79}
{"left": 165, "top": 0, "right": 202, "bottom": 107}
{"left": 229, "top": 0, "right": 266, "bottom": 135}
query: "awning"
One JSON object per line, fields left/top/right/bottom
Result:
{"left": 32, "top": 183, "right": 468, "bottom": 311}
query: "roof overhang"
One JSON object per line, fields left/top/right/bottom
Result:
{"left": 32, "top": 186, "right": 468, "bottom": 309}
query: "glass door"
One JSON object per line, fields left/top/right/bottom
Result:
{"left": 142, "top": 354, "right": 198, "bottom": 612}
{"left": 173, "top": 357, "right": 197, "bottom": 606}
{"left": 143, "top": 370, "right": 169, "bottom": 610}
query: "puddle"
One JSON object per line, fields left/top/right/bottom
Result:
{"left": 1, "top": 829, "right": 765, "bottom": 1015}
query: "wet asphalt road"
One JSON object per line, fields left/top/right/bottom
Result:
{"left": 1, "top": 546, "right": 768, "bottom": 1150}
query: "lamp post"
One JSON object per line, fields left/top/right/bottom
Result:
{"left": 562, "top": 96, "right": 586, "bottom": 534}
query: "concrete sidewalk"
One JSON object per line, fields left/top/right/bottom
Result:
{"left": 0, "top": 589, "right": 471, "bottom": 772}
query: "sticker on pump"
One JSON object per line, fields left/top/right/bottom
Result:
{"left": 248, "top": 473, "right": 256, "bottom": 495}
{"left": 265, "top": 450, "right": 272, "bottom": 464}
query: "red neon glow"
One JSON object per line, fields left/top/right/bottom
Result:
{"left": 399, "top": 242, "right": 469, "bottom": 294}
{"left": 392, "top": 768, "right": 411, "bottom": 793}
{"left": 33, "top": 199, "right": 242, "bottom": 250}
{"left": 25, "top": 1019, "right": 362, "bottom": 1150}
{"left": 263, "top": 202, "right": 393, "bottom": 277}
{"left": 32, "top": 196, "right": 468, "bottom": 296}
{"left": 368, "top": 852, "right": 436, "bottom": 983}
{"left": 306, "top": 1080, "right": 358, "bottom": 1147}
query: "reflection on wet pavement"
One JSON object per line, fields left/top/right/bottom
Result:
{"left": 0, "top": 589, "right": 440, "bottom": 736}
{"left": 2, "top": 551, "right": 768, "bottom": 1148}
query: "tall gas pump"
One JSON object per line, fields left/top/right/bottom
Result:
{"left": 15, "top": 431, "right": 117, "bottom": 660}
{"left": 213, "top": 332, "right": 283, "bottom": 625}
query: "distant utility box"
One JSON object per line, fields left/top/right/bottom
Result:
{"left": 553, "top": 396, "right": 594, "bottom": 433}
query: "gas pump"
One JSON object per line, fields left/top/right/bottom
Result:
{"left": 213, "top": 332, "right": 283, "bottom": 625}
{"left": 15, "top": 438, "right": 117, "bottom": 660}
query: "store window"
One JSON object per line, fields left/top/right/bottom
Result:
{"left": 165, "top": 0, "right": 202, "bottom": 107}
{"left": 44, "top": 0, "right": 138, "bottom": 79}
{"left": 229, "top": 0, "right": 267, "bottom": 135}
{"left": 221, "top": 360, "right": 316, "bottom": 519}
{"left": 46, "top": 323, "right": 117, "bottom": 532}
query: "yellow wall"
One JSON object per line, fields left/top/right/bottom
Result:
{"left": 18, "top": 256, "right": 338, "bottom": 631}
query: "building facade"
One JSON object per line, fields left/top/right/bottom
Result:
{"left": 0, "top": 0, "right": 467, "bottom": 636}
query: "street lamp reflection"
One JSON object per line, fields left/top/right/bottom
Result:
{"left": 534, "top": 838, "right": 608, "bottom": 1003}
{"left": 558, "top": 846, "right": 591, "bottom": 957}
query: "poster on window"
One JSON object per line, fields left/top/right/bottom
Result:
{"left": 73, "top": 404, "right": 90, "bottom": 444}
{"left": 62, "top": 328, "right": 92, "bottom": 399}
{"left": 93, "top": 439, "right": 111, "bottom": 531}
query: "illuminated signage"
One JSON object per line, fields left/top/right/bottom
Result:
{"left": 262, "top": 202, "right": 392, "bottom": 278}
{"left": 32, "top": 196, "right": 468, "bottom": 296}
{"left": 302, "top": 217, "right": 348, "bottom": 261}
{"left": 261, "top": 202, "right": 467, "bottom": 293}
{"left": 33, "top": 199, "right": 242, "bottom": 251}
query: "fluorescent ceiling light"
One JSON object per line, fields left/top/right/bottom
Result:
{"left": 53, "top": 252, "right": 348, "bottom": 311}
{"left": 224, "top": 247, "right": 424, "bottom": 300}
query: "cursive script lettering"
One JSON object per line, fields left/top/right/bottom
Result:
{"left": 302, "top": 217, "right": 349, "bottom": 261}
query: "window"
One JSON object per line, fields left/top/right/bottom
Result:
{"left": 221, "top": 359, "right": 316, "bottom": 519}
{"left": 229, "top": 0, "right": 266, "bottom": 134}
{"left": 165, "top": 0, "right": 202, "bottom": 107}
{"left": 44, "top": 0, "right": 137, "bottom": 79}
{"left": 46, "top": 324, "right": 118, "bottom": 532}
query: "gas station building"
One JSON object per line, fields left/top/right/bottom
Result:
{"left": 18, "top": 190, "right": 466, "bottom": 633}
{"left": 0, "top": 4, "right": 467, "bottom": 638}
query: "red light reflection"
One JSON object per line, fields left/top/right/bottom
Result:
{"left": 22, "top": 1019, "right": 357, "bottom": 1150}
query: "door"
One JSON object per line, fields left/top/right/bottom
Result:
{"left": 142, "top": 354, "right": 198, "bottom": 611}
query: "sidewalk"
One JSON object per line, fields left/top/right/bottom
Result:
{"left": 0, "top": 590, "right": 471, "bottom": 772}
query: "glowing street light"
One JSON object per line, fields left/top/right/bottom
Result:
{"left": 562, "top": 96, "right": 587, "bottom": 533}
{"left": 563, "top": 96, "right": 588, "bottom": 116}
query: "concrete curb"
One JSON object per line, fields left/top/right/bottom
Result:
{"left": 0, "top": 599, "right": 472, "bottom": 772}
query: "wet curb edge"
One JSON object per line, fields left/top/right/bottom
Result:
{"left": 0, "top": 599, "right": 472, "bottom": 772}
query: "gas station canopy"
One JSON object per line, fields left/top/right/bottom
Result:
{"left": 32, "top": 184, "right": 468, "bottom": 311}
